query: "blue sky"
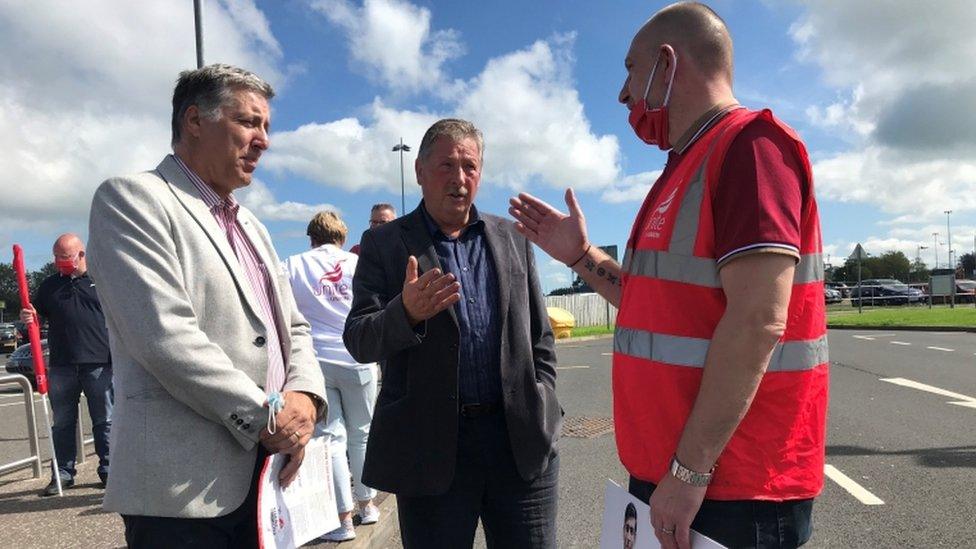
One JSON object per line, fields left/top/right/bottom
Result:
{"left": 2, "top": 0, "right": 974, "bottom": 291}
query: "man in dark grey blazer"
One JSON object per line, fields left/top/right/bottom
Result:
{"left": 343, "top": 119, "right": 562, "bottom": 548}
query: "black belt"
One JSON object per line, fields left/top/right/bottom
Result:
{"left": 460, "top": 402, "right": 501, "bottom": 418}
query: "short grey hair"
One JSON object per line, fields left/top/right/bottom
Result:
{"left": 371, "top": 203, "right": 396, "bottom": 215}
{"left": 171, "top": 64, "right": 275, "bottom": 146}
{"left": 417, "top": 118, "right": 484, "bottom": 162}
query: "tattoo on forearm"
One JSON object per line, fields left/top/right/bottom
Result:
{"left": 584, "top": 259, "right": 621, "bottom": 287}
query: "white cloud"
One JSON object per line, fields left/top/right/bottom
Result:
{"left": 600, "top": 170, "right": 662, "bottom": 204}
{"left": 793, "top": 0, "right": 976, "bottom": 220}
{"left": 310, "top": 0, "right": 464, "bottom": 96}
{"left": 264, "top": 100, "right": 439, "bottom": 193}
{"left": 0, "top": 0, "right": 326, "bottom": 238}
{"left": 457, "top": 35, "right": 622, "bottom": 191}
{"left": 238, "top": 179, "right": 340, "bottom": 222}
{"left": 269, "top": 33, "right": 625, "bottom": 197}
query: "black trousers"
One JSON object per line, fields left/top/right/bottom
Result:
{"left": 396, "top": 412, "right": 559, "bottom": 549}
{"left": 121, "top": 448, "right": 267, "bottom": 549}
{"left": 629, "top": 477, "right": 814, "bottom": 549}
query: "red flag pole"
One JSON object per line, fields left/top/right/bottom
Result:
{"left": 12, "top": 245, "right": 62, "bottom": 496}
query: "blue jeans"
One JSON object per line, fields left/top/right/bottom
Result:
{"left": 629, "top": 477, "right": 813, "bottom": 548}
{"left": 315, "top": 362, "right": 378, "bottom": 512}
{"left": 48, "top": 364, "right": 113, "bottom": 478}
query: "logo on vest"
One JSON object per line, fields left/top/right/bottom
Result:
{"left": 644, "top": 186, "right": 679, "bottom": 239}
{"left": 314, "top": 259, "right": 350, "bottom": 301}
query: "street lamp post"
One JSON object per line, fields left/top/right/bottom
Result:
{"left": 392, "top": 138, "right": 411, "bottom": 215}
{"left": 915, "top": 244, "right": 928, "bottom": 282}
{"left": 193, "top": 0, "right": 204, "bottom": 68}
{"left": 946, "top": 210, "right": 955, "bottom": 307}
{"left": 945, "top": 210, "right": 953, "bottom": 272}
{"left": 933, "top": 232, "right": 940, "bottom": 269}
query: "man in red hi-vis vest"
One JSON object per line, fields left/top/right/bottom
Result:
{"left": 509, "top": 3, "right": 827, "bottom": 548}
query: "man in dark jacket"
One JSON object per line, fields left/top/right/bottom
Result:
{"left": 344, "top": 119, "right": 562, "bottom": 549}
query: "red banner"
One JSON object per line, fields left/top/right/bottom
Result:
{"left": 12, "top": 245, "right": 48, "bottom": 394}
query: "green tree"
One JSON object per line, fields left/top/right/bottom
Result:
{"left": 877, "top": 251, "right": 912, "bottom": 281}
{"left": 959, "top": 252, "right": 975, "bottom": 279}
{"left": 0, "top": 261, "right": 57, "bottom": 322}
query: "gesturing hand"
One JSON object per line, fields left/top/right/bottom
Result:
{"left": 508, "top": 188, "right": 588, "bottom": 265}
{"left": 401, "top": 255, "right": 461, "bottom": 326}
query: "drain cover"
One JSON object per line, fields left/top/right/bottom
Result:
{"left": 561, "top": 416, "right": 614, "bottom": 438}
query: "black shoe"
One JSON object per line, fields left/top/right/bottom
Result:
{"left": 41, "top": 476, "right": 73, "bottom": 497}
{"left": 98, "top": 472, "right": 108, "bottom": 489}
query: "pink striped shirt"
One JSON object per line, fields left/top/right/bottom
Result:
{"left": 174, "top": 155, "right": 286, "bottom": 393}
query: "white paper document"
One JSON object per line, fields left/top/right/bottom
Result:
{"left": 258, "top": 436, "right": 340, "bottom": 548}
{"left": 600, "top": 479, "right": 726, "bottom": 549}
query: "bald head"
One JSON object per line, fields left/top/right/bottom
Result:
{"left": 635, "top": 2, "right": 733, "bottom": 82}
{"left": 53, "top": 233, "right": 86, "bottom": 276}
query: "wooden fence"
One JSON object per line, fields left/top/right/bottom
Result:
{"left": 544, "top": 293, "right": 617, "bottom": 328}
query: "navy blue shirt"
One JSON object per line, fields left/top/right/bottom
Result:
{"left": 421, "top": 204, "right": 502, "bottom": 405}
{"left": 33, "top": 272, "right": 111, "bottom": 368}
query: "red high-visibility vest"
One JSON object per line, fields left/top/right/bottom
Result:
{"left": 613, "top": 108, "right": 828, "bottom": 501}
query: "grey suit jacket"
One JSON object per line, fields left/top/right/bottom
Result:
{"left": 343, "top": 206, "right": 562, "bottom": 496}
{"left": 88, "top": 155, "right": 326, "bottom": 518}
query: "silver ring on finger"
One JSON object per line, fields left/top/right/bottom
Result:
{"left": 659, "top": 526, "right": 675, "bottom": 535}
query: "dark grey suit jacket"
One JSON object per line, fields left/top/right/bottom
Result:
{"left": 343, "top": 205, "right": 562, "bottom": 496}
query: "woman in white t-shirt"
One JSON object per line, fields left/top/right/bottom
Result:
{"left": 284, "top": 211, "right": 379, "bottom": 542}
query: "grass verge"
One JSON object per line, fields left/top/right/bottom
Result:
{"left": 827, "top": 304, "right": 976, "bottom": 327}
{"left": 569, "top": 325, "right": 615, "bottom": 338}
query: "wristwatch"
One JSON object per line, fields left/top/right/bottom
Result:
{"left": 669, "top": 455, "right": 715, "bottom": 487}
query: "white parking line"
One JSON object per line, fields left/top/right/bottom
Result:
{"left": 852, "top": 335, "right": 876, "bottom": 340}
{"left": 600, "top": 353, "right": 613, "bottom": 356}
{"left": 880, "top": 377, "right": 976, "bottom": 408}
{"left": 926, "top": 346, "right": 955, "bottom": 352}
{"left": 824, "top": 464, "right": 885, "bottom": 505}
{"left": 556, "top": 365, "right": 590, "bottom": 370}
{"left": 890, "top": 341, "right": 911, "bottom": 346}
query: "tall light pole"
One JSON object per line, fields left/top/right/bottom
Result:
{"left": 933, "top": 232, "right": 940, "bottom": 269}
{"left": 194, "top": 0, "right": 205, "bottom": 68}
{"left": 392, "top": 138, "right": 411, "bottom": 215}
{"left": 915, "top": 244, "right": 928, "bottom": 282}
{"left": 945, "top": 210, "right": 953, "bottom": 272}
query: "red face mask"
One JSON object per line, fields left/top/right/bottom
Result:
{"left": 55, "top": 256, "right": 77, "bottom": 276}
{"left": 628, "top": 51, "right": 678, "bottom": 150}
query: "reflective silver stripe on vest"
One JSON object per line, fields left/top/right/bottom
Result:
{"left": 614, "top": 327, "right": 829, "bottom": 372}
{"left": 668, "top": 161, "right": 708, "bottom": 256}
{"left": 793, "top": 253, "right": 824, "bottom": 284}
{"left": 623, "top": 250, "right": 823, "bottom": 287}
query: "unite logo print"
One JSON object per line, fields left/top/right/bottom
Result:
{"left": 314, "top": 259, "right": 350, "bottom": 300}
{"left": 322, "top": 261, "right": 344, "bottom": 283}
{"left": 644, "top": 186, "right": 679, "bottom": 239}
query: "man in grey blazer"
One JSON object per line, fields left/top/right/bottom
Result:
{"left": 87, "top": 64, "right": 326, "bottom": 548}
{"left": 343, "top": 119, "right": 562, "bottom": 548}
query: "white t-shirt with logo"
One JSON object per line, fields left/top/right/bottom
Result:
{"left": 283, "top": 244, "right": 367, "bottom": 368}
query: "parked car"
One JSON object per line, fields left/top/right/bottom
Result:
{"left": 825, "top": 282, "right": 852, "bottom": 298}
{"left": 5, "top": 340, "right": 48, "bottom": 387}
{"left": 955, "top": 279, "right": 976, "bottom": 303}
{"left": 0, "top": 323, "right": 19, "bottom": 353}
{"left": 907, "top": 286, "right": 926, "bottom": 304}
{"left": 824, "top": 287, "right": 842, "bottom": 304}
{"left": 850, "top": 279, "right": 912, "bottom": 306}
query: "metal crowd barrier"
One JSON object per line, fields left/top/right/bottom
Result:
{"left": 0, "top": 374, "right": 43, "bottom": 478}
{"left": 76, "top": 402, "right": 95, "bottom": 464}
